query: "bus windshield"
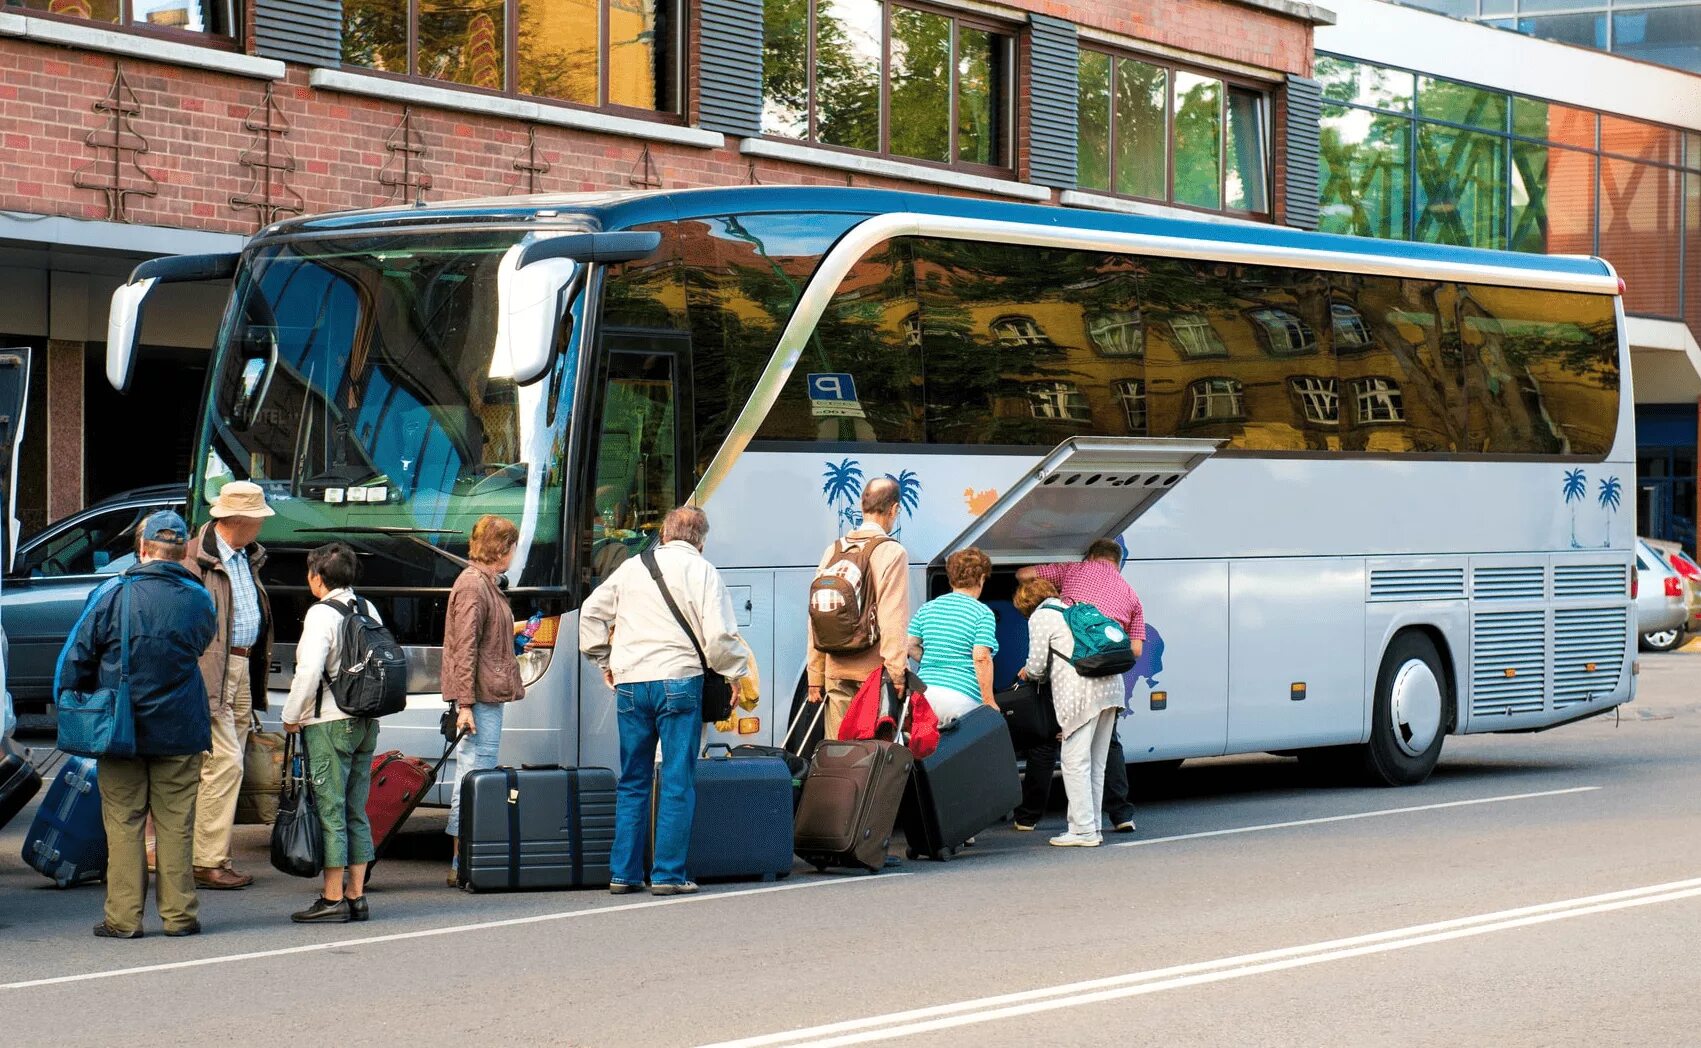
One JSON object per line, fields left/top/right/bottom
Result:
{"left": 196, "top": 229, "right": 577, "bottom": 591}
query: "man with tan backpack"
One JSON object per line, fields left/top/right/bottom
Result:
{"left": 806, "top": 477, "right": 911, "bottom": 738}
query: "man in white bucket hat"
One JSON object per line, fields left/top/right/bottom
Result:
{"left": 187, "top": 481, "right": 275, "bottom": 890}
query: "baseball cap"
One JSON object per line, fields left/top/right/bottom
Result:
{"left": 141, "top": 510, "right": 189, "bottom": 543}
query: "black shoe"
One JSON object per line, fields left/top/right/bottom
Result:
{"left": 290, "top": 897, "right": 350, "bottom": 924}
{"left": 347, "top": 897, "right": 369, "bottom": 922}
{"left": 92, "top": 921, "right": 141, "bottom": 939}
{"left": 163, "top": 920, "right": 202, "bottom": 937}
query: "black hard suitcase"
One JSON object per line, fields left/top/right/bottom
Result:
{"left": 0, "top": 743, "right": 43, "bottom": 832}
{"left": 458, "top": 766, "right": 616, "bottom": 892}
{"left": 662, "top": 746, "right": 794, "bottom": 882}
{"left": 794, "top": 737, "right": 913, "bottom": 874}
{"left": 900, "top": 705, "right": 1022, "bottom": 861}
{"left": 729, "top": 705, "right": 822, "bottom": 808}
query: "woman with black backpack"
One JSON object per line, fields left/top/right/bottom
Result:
{"left": 281, "top": 543, "right": 382, "bottom": 924}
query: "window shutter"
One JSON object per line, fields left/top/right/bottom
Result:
{"left": 254, "top": 0, "right": 343, "bottom": 67}
{"left": 1028, "top": 14, "right": 1078, "bottom": 190}
{"left": 699, "top": 0, "right": 765, "bottom": 137}
{"left": 1284, "top": 74, "right": 1323, "bottom": 231}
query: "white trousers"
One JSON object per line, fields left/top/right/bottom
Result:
{"left": 923, "top": 684, "right": 981, "bottom": 726}
{"left": 1061, "top": 708, "right": 1118, "bottom": 838}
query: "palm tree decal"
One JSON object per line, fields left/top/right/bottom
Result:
{"left": 821, "top": 458, "right": 864, "bottom": 533}
{"left": 1562, "top": 469, "right": 1587, "bottom": 549}
{"left": 885, "top": 470, "right": 922, "bottom": 536}
{"left": 1597, "top": 475, "right": 1622, "bottom": 548}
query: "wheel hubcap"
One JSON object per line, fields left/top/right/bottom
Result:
{"left": 1645, "top": 630, "right": 1679, "bottom": 647}
{"left": 1390, "top": 660, "right": 1442, "bottom": 758}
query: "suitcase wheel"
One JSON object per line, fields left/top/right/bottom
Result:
{"left": 905, "top": 849, "right": 918, "bottom": 861}
{"left": 812, "top": 864, "right": 827, "bottom": 874}
{"left": 940, "top": 848, "right": 955, "bottom": 862}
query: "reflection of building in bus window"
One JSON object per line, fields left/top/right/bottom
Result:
{"left": 1112, "top": 379, "right": 1146, "bottom": 433}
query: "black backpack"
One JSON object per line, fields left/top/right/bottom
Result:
{"left": 316, "top": 597, "right": 409, "bottom": 719}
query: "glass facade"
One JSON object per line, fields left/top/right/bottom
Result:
{"left": 1402, "top": 0, "right": 1701, "bottom": 73}
{"left": 11, "top": 0, "right": 237, "bottom": 35}
{"left": 1318, "top": 54, "right": 1701, "bottom": 334}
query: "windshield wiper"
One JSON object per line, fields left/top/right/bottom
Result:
{"left": 294, "top": 525, "right": 476, "bottom": 573}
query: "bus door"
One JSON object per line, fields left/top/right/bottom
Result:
{"left": 930, "top": 437, "right": 1220, "bottom": 758}
{"left": 576, "top": 330, "right": 695, "bottom": 770}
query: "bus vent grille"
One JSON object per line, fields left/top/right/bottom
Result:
{"left": 1552, "top": 608, "right": 1627, "bottom": 710}
{"left": 1471, "top": 610, "right": 1546, "bottom": 717}
{"left": 1553, "top": 563, "right": 1628, "bottom": 599}
{"left": 1473, "top": 566, "right": 1545, "bottom": 601}
{"left": 1368, "top": 568, "right": 1465, "bottom": 601}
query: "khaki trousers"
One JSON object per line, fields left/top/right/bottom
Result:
{"left": 194, "top": 655, "right": 251, "bottom": 868}
{"left": 99, "top": 753, "right": 203, "bottom": 934}
{"left": 823, "top": 677, "right": 859, "bottom": 740}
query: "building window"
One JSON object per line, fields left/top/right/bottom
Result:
{"left": 1078, "top": 48, "right": 1270, "bottom": 216}
{"left": 1168, "top": 315, "right": 1227, "bottom": 358}
{"left": 1029, "top": 381, "right": 1091, "bottom": 422}
{"left": 992, "top": 315, "right": 1052, "bottom": 348}
{"left": 15, "top": 0, "right": 238, "bottom": 36}
{"left": 1188, "top": 378, "right": 1246, "bottom": 422}
{"left": 342, "top": 0, "right": 683, "bottom": 114}
{"left": 1290, "top": 377, "right": 1340, "bottom": 425}
{"left": 762, "top": 0, "right": 1014, "bottom": 170}
{"left": 1331, "top": 303, "right": 1374, "bottom": 350}
{"left": 1088, "top": 312, "right": 1143, "bottom": 357}
{"left": 1353, "top": 377, "right": 1405, "bottom": 423}
{"left": 1250, "top": 307, "right": 1317, "bottom": 356}
{"left": 902, "top": 311, "right": 923, "bottom": 348}
{"left": 1112, "top": 379, "right": 1146, "bottom": 433}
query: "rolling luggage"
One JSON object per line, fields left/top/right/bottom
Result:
{"left": 363, "top": 731, "right": 464, "bottom": 881}
{"left": 672, "top": 745, "right": 793, "bottom": 882}
{"left": 900, "top": 705, "right": 1022, "bottom": 861}
{"left": 996, "top": 680, "right": 1060, "bottom": 750}
{"left": 23, "top": 756, "right": 106, "bottom": 888}
{"left": 794, "top": 737, "right": 913, "bottom": 874}
{"left": 0, "top": 743, "right": 43, "bottom": 831}
{"left": 458, "top": 765, "right": 616, "bottom": 892}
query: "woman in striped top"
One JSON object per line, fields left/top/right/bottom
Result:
{"left": 907, "top": 547, "right": 998, "bottom": 725}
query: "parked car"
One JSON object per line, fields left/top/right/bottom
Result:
{"left": 2, "top": 486, "right": 183, "bottom": 717}
{"left": 1634, "top": 538, "right": 1690, "bottom": 652}
{"left": 1644, "top": 537, "right": 1701, "bottom": 639}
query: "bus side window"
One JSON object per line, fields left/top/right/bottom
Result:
{"left": 586, "top": 351, "right": 679, "bottom": 584}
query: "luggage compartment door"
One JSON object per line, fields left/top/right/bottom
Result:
{"left": 930, "top": 437, "right": 1219, "bottom": 566}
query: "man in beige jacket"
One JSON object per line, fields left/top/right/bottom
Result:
{"left": 807, "top": 476, "right": 911, "bottom": 737}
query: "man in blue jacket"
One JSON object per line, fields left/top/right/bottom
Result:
{"left": 57, "top": 511, "right": 217, "bottom": 939}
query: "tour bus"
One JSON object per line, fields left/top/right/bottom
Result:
{"left": 104, "top": 186, "right": 1635, "bottom": 795}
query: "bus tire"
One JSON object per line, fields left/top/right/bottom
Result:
{"left": 1361, "top": 631, "right": 1450, "bottom": 786}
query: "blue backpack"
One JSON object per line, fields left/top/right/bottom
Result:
{"left": 1043, "top": 598, "right": 1136, "bottom": 678}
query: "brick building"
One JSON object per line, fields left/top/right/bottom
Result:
{"left": 0, "top": 0, "right": 1330, "bottom": 531}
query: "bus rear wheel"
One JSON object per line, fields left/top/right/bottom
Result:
{"left": 1361, "top": 632, "right": 1450, "bottom": 786}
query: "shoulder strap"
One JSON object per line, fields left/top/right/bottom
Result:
{"left": 641, "top": 547, "right": 710, "bottom": 674}
{"left": 117, "top": 577, "right": 134, "bottom": 685}
{"left": 313, "top": 597, "right": 358, "bottom": 719}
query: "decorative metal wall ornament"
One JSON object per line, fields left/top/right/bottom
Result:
{"left": 72, "top": 63, "right": 159, "bottom": 222}
{"left": 746, "top": 162, "right": 761, "bottom": 185}
{"left": 509, "top": 126, "right": 552, "bottom": 195}
{"left": 628, "top": 144, "right": 661, "bottom": 190}
{"left": 378, "top": 107, "right": 431, "bottom": 204}
{"left": 231, "top": 83, "right": 304, "bottom": 229}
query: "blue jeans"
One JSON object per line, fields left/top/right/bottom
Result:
{"left": 446, "top": 703, "right": 505, "bottom": 840}
{"left": 612, "top": 676, "right": 701, "bottom": 887}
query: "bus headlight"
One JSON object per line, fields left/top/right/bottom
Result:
{"left": 518, "top": 647, "right": 553, "bottom": 686}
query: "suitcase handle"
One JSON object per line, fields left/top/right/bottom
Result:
{"left": 702, "top": 743, "right": 733, "bottom": 761}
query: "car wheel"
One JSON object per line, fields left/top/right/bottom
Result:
{"left": 1640, "top": 627, "right": 1684, "bottom": 653}
{"left": 1359, "top": 631, "right": 1450, "bottom": 787}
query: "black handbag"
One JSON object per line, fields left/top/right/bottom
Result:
{"left": 997, "top": 678, "right": 1061, "bottom": 749}
{"left": 270, "top": 734, "right": 324, "bottom": 878}
{"left": 641, "top": 547, "right": 736, "bottom": 724}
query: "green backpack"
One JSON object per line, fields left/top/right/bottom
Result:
{"left": 1042, "top": 598, "right": 1136, "bottom": 678}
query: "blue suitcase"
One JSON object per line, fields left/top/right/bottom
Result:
{"left": 24, "top": 756, "right": 106, "bottom": 888}
{"left": 670, "top": 746, "right": 794, "bottom": 882}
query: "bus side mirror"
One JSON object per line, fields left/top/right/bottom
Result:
{"left": 106, "top": 252, "right": 240, "bottom": 393}
{"left": 496, "top": 231, "right": 662, "bottom": 386}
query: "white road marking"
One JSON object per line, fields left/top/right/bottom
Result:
{"left": 700, "top": 875, "right": 1701, "bottom": 1048}
{"left": 1115, "top": 786, "right": 1602, "bottom": 848}
{"left": 0, "top": 873, "right": 910, "bottom": 992}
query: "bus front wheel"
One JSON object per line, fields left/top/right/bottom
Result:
{"left": 1361, "top": 632, "right": 1450, "bottom": 787}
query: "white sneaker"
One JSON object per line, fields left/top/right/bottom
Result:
{"left": 1049, "top": 832, "right": 1103, "bottom": 848}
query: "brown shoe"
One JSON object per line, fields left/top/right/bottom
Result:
{"left": 194, "top": 866, "right": 253, "bottom": 890}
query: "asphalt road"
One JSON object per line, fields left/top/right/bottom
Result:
{"left": 3, "top": 653, "right": 1698, "bottom": 1048}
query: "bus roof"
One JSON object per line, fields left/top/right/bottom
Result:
{"left": 264, "top": 185, "right": 1614, "bottom": 282}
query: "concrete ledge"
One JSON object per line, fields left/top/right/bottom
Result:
{"left": 309, "top": 69, "right": 726, "bottom": 150}
{"left": 0, "top": 211, "right": 247, "bottom": 257}
{"left": 1231, "top": 0, "right": 1336, "bottom": 25}
{"left": 1059, "top": 190, "right": 1273, "bottom": 228}
{"left": 740, "top": 138, "right": 1053, "bottom": 202}
{"left": 0, "top": 13, "right": 285, "bottom": 79}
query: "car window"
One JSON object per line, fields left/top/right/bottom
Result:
{"left": 17, "top": 506, "right": 150, "bottom": 578}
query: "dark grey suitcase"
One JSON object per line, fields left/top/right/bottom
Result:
{"left": 794, "top": 738, "right": 913, "bottom": 874}
{"left": 900, "top": 705, "right": 1022, "bottom": 861}
{"left": 458, "top": 766, "right": 615, "bottom": 892}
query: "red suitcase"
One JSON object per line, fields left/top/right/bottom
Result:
{"left": 364, "top": 734, "right": 460, "bottom": 878}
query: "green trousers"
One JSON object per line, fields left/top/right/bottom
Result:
{"left": 98, "top": 753, "right": 204, "bottom": 935}
{"left": 303, "top": 718, "right": 379, "bottom": 868}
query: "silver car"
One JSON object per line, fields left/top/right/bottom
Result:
{"left": 1635, "top": 538, "right": 1689, "bottom": 652}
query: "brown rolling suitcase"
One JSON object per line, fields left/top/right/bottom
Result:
{"left": 794, "top": 736, "right": 913, "bottom": 874}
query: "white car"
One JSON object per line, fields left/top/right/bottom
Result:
{"left": 1635, "top": 538, "right": 1689, "bottom": 652}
